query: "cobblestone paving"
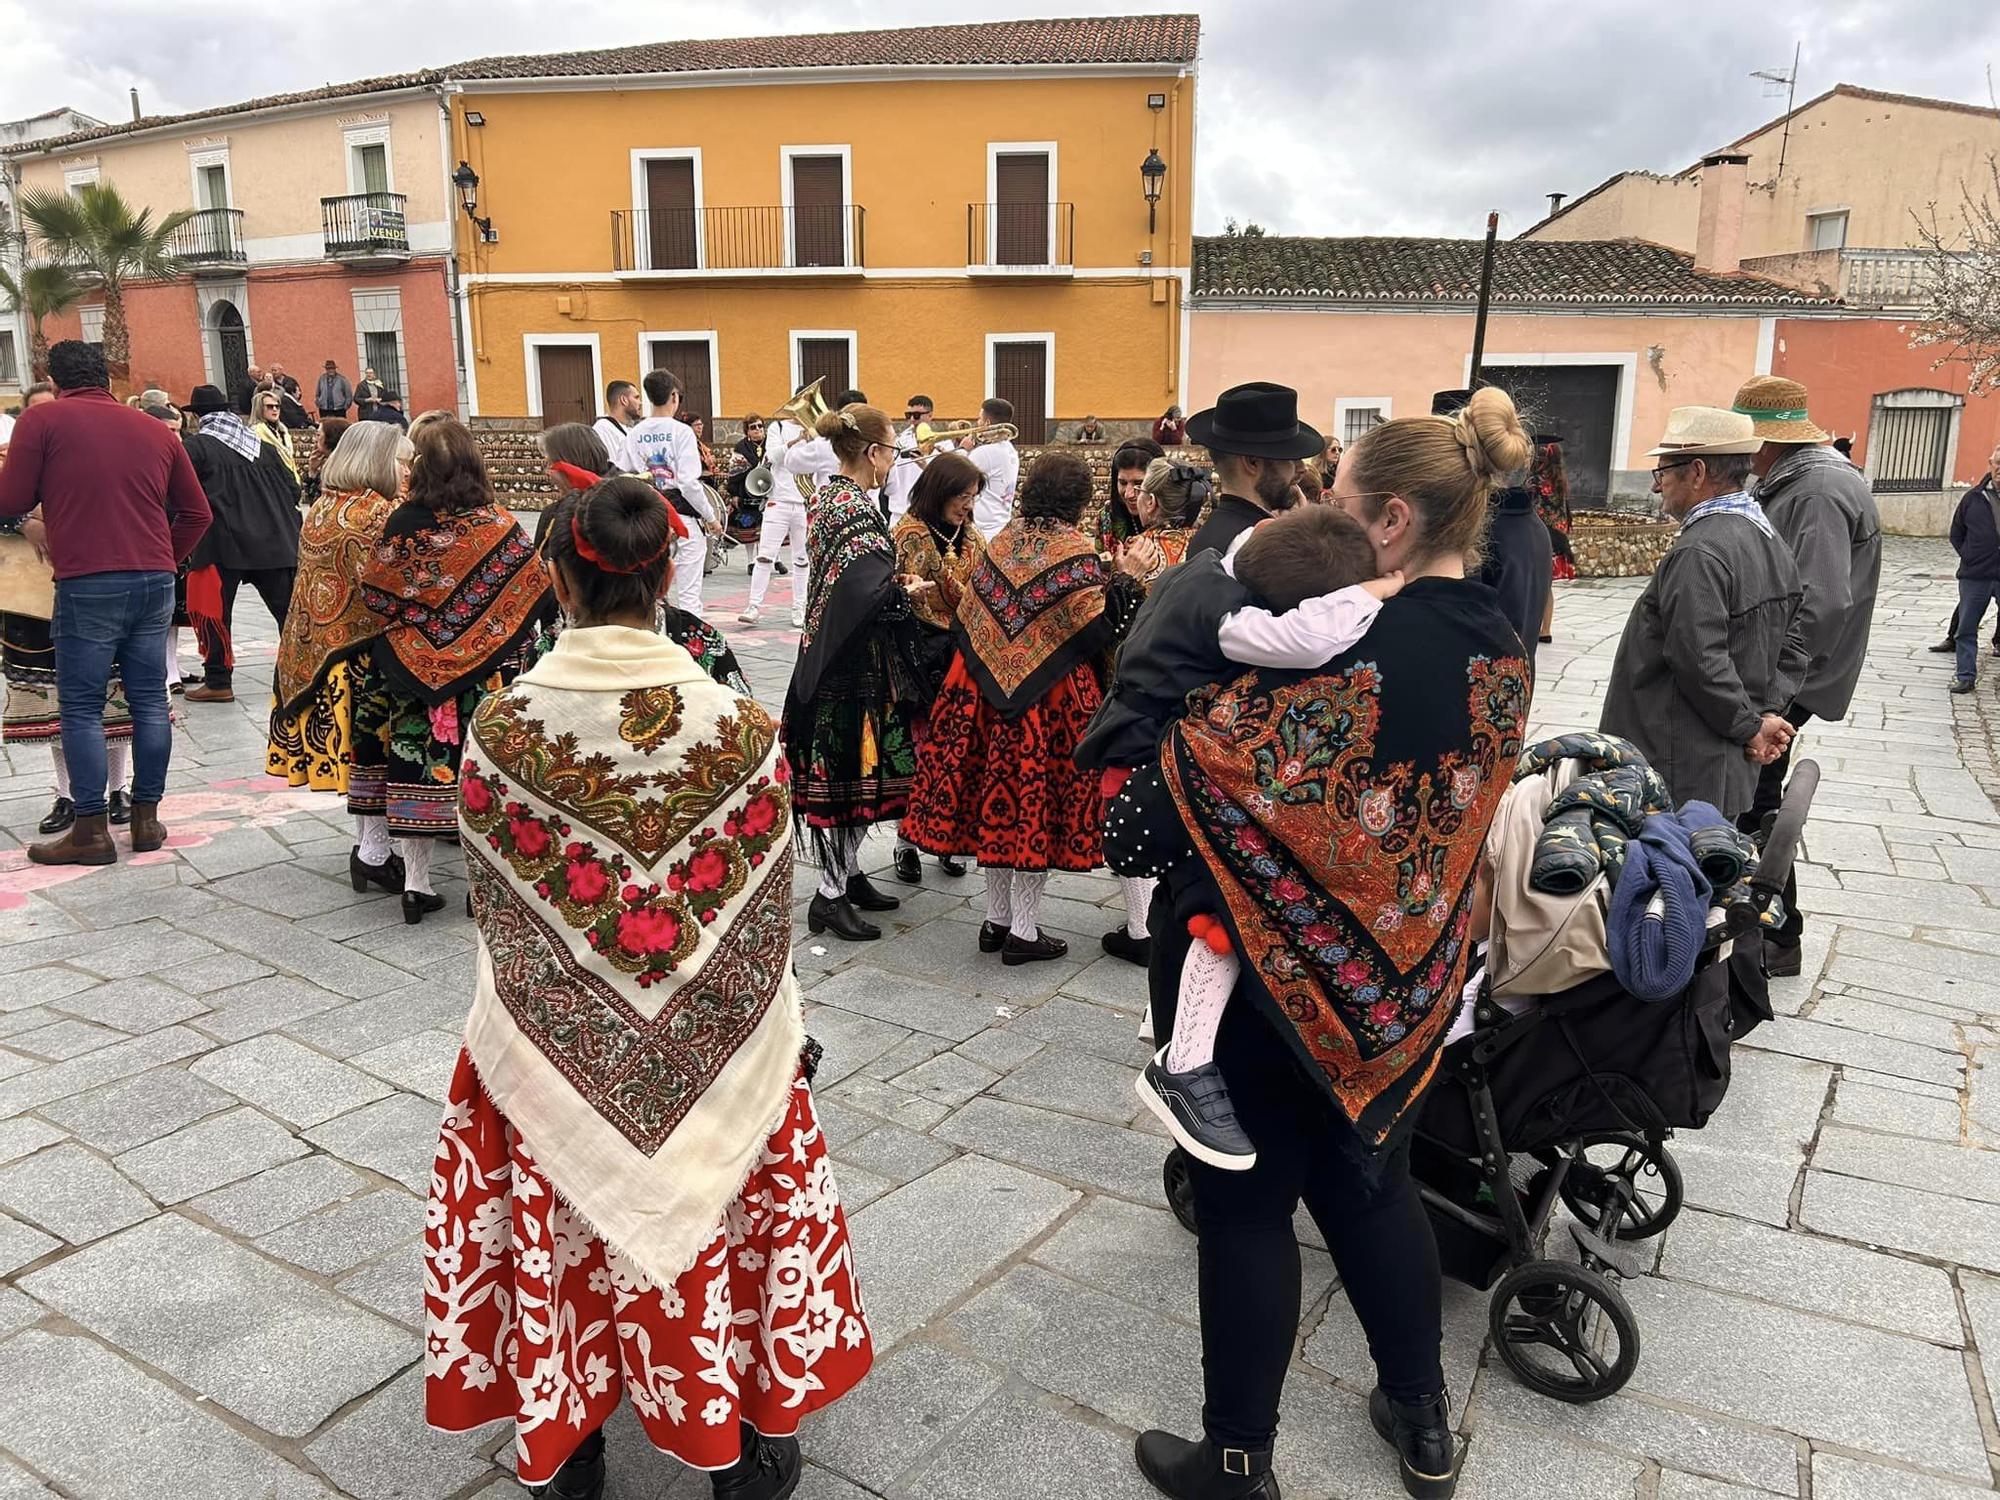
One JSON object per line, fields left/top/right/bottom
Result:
{"left": 1, "top": 541, "right": 1997, "bottom": 1499}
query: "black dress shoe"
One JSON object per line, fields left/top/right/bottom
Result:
{"left": 1929, "top": 638, "right": 1956, "bottom": 653}
{"left": 38, "top": 797, "right": 75, "bottom": 835}
{"left": 845, "top": 873, "right": 901, "bottom": 912}
{"left": 1134, "top": 1430, "right": 1279, "bottom": 1499}
{"left": 107, "top": 790, "right": 132, "bottom": 826}
{"left": 349, "top": 847, "right": 407, "bottom": 894}
{"left": 1102, "top": 927, "right": 1152, "bottom": 966}
{"left": 543, "top": 1427, "right": 605, "bottom": 1500}
{"left": 808, "top": 892, "right": 880, "bottom": 941}
{"left": 893, "top": 846, "right": 922, "bottom": 884}
{"left": 1002, "top": 931, "right": 1069, "bottom": 966}
{"left": 978, "top": 920, "right": 1007, "bottom": 953}
{"left": 712, "top": 1427, "right": 801, "bottom": 1499}
{"left": 402, "top": 890, "right": 447, "bottom": 925}
{"left": 1368, "top": 1388, "right": 1463, "bottom": 1499}
{"left": 938, "top": 854, "right": 967, "bottom": 877}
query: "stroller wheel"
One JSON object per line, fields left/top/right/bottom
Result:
{"left": 1163, "top": 1148, "right": 1199, "bottom": 1234}
{"left": 1559, "top": 1132, "right": 1684, "bottom": 1242}
{"left": 1489, "top": 1259, "right": 1640, "bottom": 1403}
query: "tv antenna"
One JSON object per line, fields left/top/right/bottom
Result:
{"left": 1751, "top": 43, "right": 1802, "bottom": 180}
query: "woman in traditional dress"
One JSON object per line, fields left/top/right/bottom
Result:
{"left": 1095, "top": 438, "right": 1165, "bottom": 556}
{"left": 266, "top": 421, "right": 414, "bottom": 893}
{"left": 427, "top": 476, "right": 870, "bottom": 1500}
{"left": 1532, "top": 433, "right": 1573, "bottom": 644}
{"left": 1133, "top": 387, "right": 1534, "bottom": 1500}
{"left": 902, "top": 451, "right": 1151, "bottom": 964}
{"left": 781, "top": 404, "right": 929, "bottom": 942}
{"left": 348, "top": 419, "right": 548, "bottom": 923}
{"left": 886, "top": 451, "right": 985, "bottom": 886}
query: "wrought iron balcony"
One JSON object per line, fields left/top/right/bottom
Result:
{"left": 322, "top": 192, "right": 410, "bottom": 264}
{"left": 968, "top": 202, "right": 1076, "bottom": 272}
{"left": 170, "top": 208, "right": 246, "bottom": 273}
{"left": 611, "top": 206, "right": 866, "bottom": 273}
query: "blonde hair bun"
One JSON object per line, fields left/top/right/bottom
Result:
{"left": 1453, "top": 386, "right": 1532, "bottom": 481}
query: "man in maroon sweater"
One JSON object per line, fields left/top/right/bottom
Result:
{"left": 0, "top": 341, "right": 211, "bottom": 864}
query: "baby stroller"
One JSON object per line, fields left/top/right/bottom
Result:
{"left": 1163, "top": 754, "right": 1818, "bottom": 1405}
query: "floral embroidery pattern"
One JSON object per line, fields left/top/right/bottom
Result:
{"left": 425, "top": 1056, "right": 872, "bottom": 1484}
{"left": 361, "top": 504, "right": 548, "bottom": 697}
{"left": 955, "top": 519, "right": 1112, "bottom": 710}
{"left": 619, "top": 685, "right": 684, "bottom": 756}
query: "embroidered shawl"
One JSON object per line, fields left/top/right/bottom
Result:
{"left": 361, "top": 502, "right": 551, "bottom": 705}
{"left": 663, "top": 607, "right": 751, "bottom": 696}
{"left": 1162, "top": 579, "right": 1531, "bottom": 1147}
{"left": 793, "top": 476, "right": 907, "bottom": 706}
{"left": 891, "top": 516, "right": 986, "bottom": 633}
{"left": 273, "top": 488, "right": 396, "bottom": 718}
{"left": 460, "top": 624, "right": 802, "bottom": 1289}
{"left": 954, "top": 517, "right": 1113, "bottom": 717}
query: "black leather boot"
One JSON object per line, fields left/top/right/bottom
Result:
{"left": 845, "top": 873, "right": 901, "bottom": 912}
{"left": 539, "top": 1426, "right": 605, "bottom": 1499}
{"left": 807, "top": 892, "right": 880, "bottom": 942}
{"left": 1368, "top": 1388, "right": 1463, "bottom": 1499}
{"left": 712, "top": 1425, "right": 801, "bottom": 1499}
{"left": 349, "top": 847, "right": 407, "bottom": 894}
{"left": 1134, "top": 1431, "right": 1279, "bottom": 1499}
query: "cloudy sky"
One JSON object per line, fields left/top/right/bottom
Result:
{"left": 5, "top": 0, "right": 1997, "bottom": 237}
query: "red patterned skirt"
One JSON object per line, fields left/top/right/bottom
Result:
{"left": 902, "top": 654, "right": 1105, "bottom": 872}
{"left": 424, "top": 1051, "right": 873, "bottom": 1483}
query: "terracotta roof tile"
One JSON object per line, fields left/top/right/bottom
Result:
{"left": 451, "top": 15, "right": 1199, "bottom": 79}
{"left": 1192, "top": 234, "right": 1837, "bottom": 307}
{"left": 9, "top": 71, "right": 442, "bottom": 156}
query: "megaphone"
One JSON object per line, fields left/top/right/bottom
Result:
{"left": 745, "top": 465, "right": 775, "bottom": 498}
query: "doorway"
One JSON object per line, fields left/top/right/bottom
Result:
{"left": 990, "top": 338, "right": 1050, "bottom": 444}
{"left": 1478, "top": 363, "right": 1621, "bottom": 507}
{"left": 209, "top": 301, "right": 250, "bottom": 407}
{"left": 535, "top": 345, "right": 596, "bottom": 428}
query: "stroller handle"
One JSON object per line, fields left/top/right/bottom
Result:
{"left": 1749, "top": 758, "right": 1819, "bottom": 901}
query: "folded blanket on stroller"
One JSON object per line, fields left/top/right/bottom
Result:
{"left": 1680, "top": 802, "right": 1757, "bottom": 887}
{"left": 1531, "top": 763, "right": 1674, "bottom": 895}
{"left": 1609, "top": 811, "right": 1714, "bottom": 1001}
{"left": 1515, "top": 731, "right": 1647, "bottom": 782}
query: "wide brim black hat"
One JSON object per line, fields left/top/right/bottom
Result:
{"left": 187, "top": 384, "right": 231, "bottom": 415}
{"left": 1185, "top": 381, "right": 1323, "bottom": 461}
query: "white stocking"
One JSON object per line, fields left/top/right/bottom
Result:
{"left": 983, "top": 867, "right": 1014, "bottom": 928}
{"left": 50, "top": 744, "right": 70, "bottom": 800}
{"left": 1008, "top": 871, "right": 1048, "bottom": 942}
{"left": 817, "top": 827, "right": 863, "bottom": 899}
{"left": 354, "top": 814, "right": 392, "bottom": 867}
{"left": 398, "top": 837, "right": 435, "bottom": 895}
{"left": 1166, "top": 940, "right": 1240, "bottom": 1073}
{"left": 105, "top": 742, "right": 130, "bottom": 795}
{"left": 1120, "top": 876, "right": 1154, "bottom": 939}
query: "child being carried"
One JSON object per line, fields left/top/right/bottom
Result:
{"left": 1076, "top": 504, "right": 1400, "bottom": 1170}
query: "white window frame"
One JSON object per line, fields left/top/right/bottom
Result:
{"left": 197, "top": 281, "right": 253, "bottom": 387}
{"left": 187, "top": 148, "right": 233, "bottom": 212}
{"left": 1865, "top": 387, "right": 1964, "bottom": 492}
{"left": 353, "top": 288, "right": 408, "bottom": 404}
{"left": 779, "top": 145, "right": 853, "bottom": 269}
{"left": 984, "top": 332, "right": 1056, "bottom": 425}
{"left": 63, "top": 165, "right": 98, "bottom": 195}
{"left": 1461, "top": 351, "right": 1638, "bottom": 471}
{"left": 629, "top": 148, "right": 705, "bottom": 272}
{"left": 788, "top": 329, "right": 857, "bottom": 394}
{"left": 522, "top": 332, "right": 605, "bottom": 422}
{"left": 1806, "top": 207, "right": 1850, "bottom": 252}
{"left": 0, "top": 330, "right": 19, "bottom": 385}
{"left": 983, "top": 141, "right": 1060, "bottom": 268}
{"left": 344, "top": 123, "right": 395, "bottom": 197}
{"left": 636, "top": 330, "right": 722, "bottom": 422}
{"left": 78, "top": 305, "right": 105, "bottom": 346}
{"left": 1333, "top": 397, "right": 1393, "bottom": 445}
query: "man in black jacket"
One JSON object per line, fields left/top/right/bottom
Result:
{"left": 1183, "top": 383, "right": 1322, "bottom": 556}
{"left": 1948, "top": 441, "right": 2000, "bottom": 693}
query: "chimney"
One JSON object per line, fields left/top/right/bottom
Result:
{"left": 1693, "top": 151, "right": 1749, "bottom": 275}
{"left": 129, "top": 88, "right": 141, "bottom": 121}
{"left": 1546, "top": 191, "right": 1566, "bottom": 217}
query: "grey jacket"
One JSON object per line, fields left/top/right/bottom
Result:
{"left": 315, "top": 372, "right": 352, "bottom": 413}
{"left": 1755, "top": 444, "right": 1881, "bottom": 719}
{"left": 1600, "top": 509, "right": 1807, "bottom": 818}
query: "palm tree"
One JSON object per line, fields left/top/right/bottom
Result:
{"left": 0, "top": 260, "right": 88, "bottom": 380}
{"left": 15, "top": 182, "right": 192, "bottom": 382}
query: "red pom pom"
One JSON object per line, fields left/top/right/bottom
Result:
{"left": 1202, "top": 923, "right": 1233, "bottom": 954}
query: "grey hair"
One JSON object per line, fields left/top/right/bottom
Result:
{"left": 319, "top": 419, "right": 413, "bottom": 499}
{"left": 1705, "top": 452, "right": 1757, "bottom": 490}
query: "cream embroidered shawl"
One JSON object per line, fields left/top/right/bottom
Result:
{"left": 459, "top": 624, "right": 802, "bottom": 1289}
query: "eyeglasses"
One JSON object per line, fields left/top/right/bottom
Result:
{"left": 1650, "top": 458, "right": 1699, "bottom": 479}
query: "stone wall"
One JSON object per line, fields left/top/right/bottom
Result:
{"left": 1569, "top": 512, "right": 1678, "bottom": 578}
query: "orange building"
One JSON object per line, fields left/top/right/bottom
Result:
{"left": 4, "top": 76, "right": 461, "bottom": 414}
{"left": 441, "top": 16, "right": 1199, "bottom": 437}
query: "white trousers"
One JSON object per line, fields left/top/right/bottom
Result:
{"left": 748, "top": 498, "right": 809, "bottom": 612}
{"left": 673, "top": 530, "right": 707, "bottom": 618}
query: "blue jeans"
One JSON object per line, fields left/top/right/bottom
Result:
{"left": 1958, "top": 579, "right": 2000, "bottom": 684}
{"left": 51, "top": 571, "right": 174, "bottom": 817}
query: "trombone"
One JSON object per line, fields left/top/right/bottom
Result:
{"left": 914, "top": 420, "right": 1018, "bottom": 455}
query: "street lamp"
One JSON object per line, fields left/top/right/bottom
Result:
{"left": 1141, "top": 149, "right": 1167, "bottom": 234}
{"left": 452, "top": 161, "right": 495, "bottom": 242}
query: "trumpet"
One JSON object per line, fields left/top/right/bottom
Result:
{"left": 915, "top": 420, "right": 1018, "bottom": 454}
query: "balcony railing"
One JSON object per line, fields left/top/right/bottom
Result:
{"left": 322, "top": 192, "right": 410, "bottom": 261}
{"left": 968, "top": 202, "right": 1075, "bottom": 270}
{"left": 1839, "top": 249, "right": 1933, "bottom": 309}
{"left": 169, "top": 208, "right": 246, "bottom": 271}
{"left": 611, "top": 206, "right": 866, "bottom": 273}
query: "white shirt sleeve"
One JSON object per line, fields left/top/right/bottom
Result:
{"left": 670, "top": 421, "right": 713, "bottom": 522}
{"left": 592, "top": 418, "right": 635, "bottom": 472}
{"left": 1217, "top": 584, "right": 1384, "bottom": 669}
{"left": 777, "top": 435, "right": 835, "bottom": 478}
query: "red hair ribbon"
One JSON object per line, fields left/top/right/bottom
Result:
{"left": 570, "top": 494, "right": 685, "bottom": 575}
{"left": 551, "top": 461, "right": 602, "bottom": 492}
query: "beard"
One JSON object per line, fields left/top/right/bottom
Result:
{"left": 1254, "top": 463, "right": 1297, "bottom": 512}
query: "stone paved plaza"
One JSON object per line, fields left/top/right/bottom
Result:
{"left": 0, "top": 541, "right": 1997, "bottom": 1499}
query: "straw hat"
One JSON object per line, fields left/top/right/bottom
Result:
{"left": 1646, "top": 406, "right": 1761, "bottom": 458}
{"left": 1731, "top": 375, "right": 1831, "bottom": 444}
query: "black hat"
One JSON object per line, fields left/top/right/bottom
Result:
{"left": 187, "top": 384, "right": 231, "bottom": 415}
{"left": 1532, "top": 433, "right": 1563, "bottom": 447}
{"left": 1431, "top": 388, "right": 1474, "bottom": 416}
{"left": 1185, "top": 382, "right": 1323, "bottom": 461}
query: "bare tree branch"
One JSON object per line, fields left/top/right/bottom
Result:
{"left": 1912, "top": 153, "right": 2000, "bottom": 394}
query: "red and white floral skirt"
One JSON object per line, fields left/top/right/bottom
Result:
{"left": 424, "top": 1050, "right": 874, "bottom": 1484}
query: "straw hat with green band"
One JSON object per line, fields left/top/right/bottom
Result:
{"left": 1731, "top": 375, "right": 1832, "bottom": 445}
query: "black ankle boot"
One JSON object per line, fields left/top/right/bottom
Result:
{"left": 807, "top": 891, "right": 879, "bottom": 942}
{"left": 402, "top": 890, "right": 446, "bottom": 925}
{"left": 542, "top": 1427, "right": 605, "bottom": 1499}
{"left": 349, "top": 847, "right": 406, "bottom": 894}
{"left": 712, "top": 1426, "right": 801, "bottom": 1499}
{"left": 844, "top": 872, "right": 901, "bottom": 912}
{"left": 1368, "top": 1388, "right": 1463, "bottom": 1499}
{"left": 1134, "top": 1431, "right": 1279, "bottom": 1499}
